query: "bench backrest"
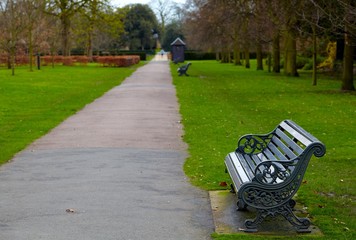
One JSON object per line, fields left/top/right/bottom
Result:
{"left": 255, "top": 120, "right": 325, "bottom": 184}
{"left": 182, "top": 62, "right": 191, "bottom": 70}
{"left": 263, "top": 120, "right": 316, "bottom": 160}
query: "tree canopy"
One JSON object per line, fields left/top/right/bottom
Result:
{"left": 0, "top": 0, "right": 354, "bottom": 91}
{"left": 123, "top": 4, "right": 159, "bottom": 50}
{"left": 182, "top": 0, "right": 355, "bottom": 90}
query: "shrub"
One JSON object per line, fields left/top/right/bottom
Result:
{"left": 302, "top": 56, "right": 325, "bottom": 70}
{"left": 62, "top": 57, "right": 74, "bottom": 66}
{"left": 73, "top": 56, "right": 89, "bottom": 65}
{"left": 15, "top": 56, "right": 29, "bottom": 66}
{"left": 117, "top": 51, "right": 147, "bottom": 61}
{"left": 185, "top": 51, "right": 216, "bottom": 60}
{"left": 41, "top": 56, "right": 64, "bottom": 66}
{"left": 7, "top": 55, "right": 139, "bottom": 67}
{"left": 95, "top": 55, "right": 140, "bottom": 67}
{"left": 296, "top": 56, "right": 310, "bottom": 69}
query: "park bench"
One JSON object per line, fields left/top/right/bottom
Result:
{"left": 225, "top": 119, "right": 326, "bottom": 233}
{"left": 177, "top": 62, "right": 191, "bottom": 76}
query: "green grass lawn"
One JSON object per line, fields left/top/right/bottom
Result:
{"left": 0, "top": 63, "right": 144, "bottom": 164}
{"left": 171, "top": 60, "right": 355, "bottom": 239}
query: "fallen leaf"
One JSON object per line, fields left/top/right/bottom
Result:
{"left": 219, "top": 182, "right": 227, "bottom": 187}
{"left": 66, "top": 208, "right": 76, "bottom": 213}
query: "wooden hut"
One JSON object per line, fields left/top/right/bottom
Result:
{"left": 171, "top": 37, "right": 186, "bottom": 63}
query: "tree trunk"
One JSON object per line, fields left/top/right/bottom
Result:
{"left": 87, "top": 31, "right": 93, "bottom": 61}
{"left": 28, "top": 28, "right": 33, "bottom": 72}
{"left": 11, "top": 46, "right": 15, "bottom": 76}
{"left": 234, "top": 44, "right": 242, "bottom": 65}
{"left": 312, "top": 26, "right": 317, "bottom": 85}
{"left": 244, "top": 46, "right": 250, "bottom": 68}
{"left": 7, "top": 54, "right": 11, "bottom": 69}
{"left": 256, "top": 41, "right": 263, "bottom": 70}
{"left": 61, "top": 16, "right": 71, "bottom": 56}
{"left": 272, "top": 32, "right": 280, "bottom": 73}
{"left": 215, "top": 52, "right": 220, "bottom": 61}
{"left": 284, "top": 30, "right": 298, "bottom": 76}
{"left": 342, "top": 31, "right": 355, "bottom": 91}
{"left": 221, "top": 46, "right": 230, "bottom": 63}
{"left": 268, "top": 52, "right": 271, "bottom": 72}
{"left": 233, "top": 31, "right": 242, "bottom": 65}
{"left": 50, "top": 47, "right": 55, "bottom": 68}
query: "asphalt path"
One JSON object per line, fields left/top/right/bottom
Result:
{"left": 0, "top": 55, "right": 214, "bottom": 240}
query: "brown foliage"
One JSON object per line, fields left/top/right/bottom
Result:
{"left": 95, "top": 56, "right": 140, "bottom": 67}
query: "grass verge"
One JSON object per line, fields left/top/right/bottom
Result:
{"left": 171, "top": 60, "right": 355, "bottom": 239}
{"left": 0, "top": 63, "right": 144, "bottom": 164}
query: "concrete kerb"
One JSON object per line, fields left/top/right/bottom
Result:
{"left": 209, "top": 190, "right": 323, "bottom": 236}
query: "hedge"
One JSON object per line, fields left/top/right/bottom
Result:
{"left": 184, "top": 51, "right": 269, "bottom": 61}
{"left": 0, "top": 55, "right": 140, "bottom": 67}
{"left": 94, "top": 55, "right": 140, "bottom": 67}
{"left": 184, "top": 51, "right": 216, "bottom": 60}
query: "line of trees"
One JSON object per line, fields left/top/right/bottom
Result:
{"left": 0, "top": 0, "right": 160, "bottom": 74}
{"left": 1, "top": 0, "right": 354, "bottom": 90}
{"left": 181, "top": 0, "right": 356, "bottom": 91}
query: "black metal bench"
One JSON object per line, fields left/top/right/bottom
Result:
{"left": 177, "top": 62, "right": 191, "bottom": 76}
{"left": 225, "top": 119, "right": 326, "bottom": 233}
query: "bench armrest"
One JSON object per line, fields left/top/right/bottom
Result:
{"left": 254, "top": 160, "right": 297, "bottom": 184}
{"left": 253, "top": 142, "right": 326, "bottom": 185}
{"left": 238, "top": 180, "right": 298, "bottom": 209}
{"left": 236, "top": 133, "right": 274, "bottom": 155}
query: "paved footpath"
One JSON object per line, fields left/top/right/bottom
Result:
{"left": 0, "top": 55, "right": 214, "bottom": 240}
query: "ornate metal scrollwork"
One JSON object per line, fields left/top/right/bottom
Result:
{"left": 311, "top": 142, "right": 326, "bottom": 157}
{"left": 244, "top": 203, "right": 311, "bottom": 233}
{"left": 237, "top": 134, "right": 273, "bottom": 155}
{"left": 227, "top": 120, "right": 326, "bottom": 233}
{"left": 238, "top": 173, "right": 311, "bottom": 232}
{"left": 254, "top": 160, "right": 297, "bottom": 184}
{"left": 240, "top": 175, "right": 302, "bottom": 209}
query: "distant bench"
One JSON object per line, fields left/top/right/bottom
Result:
{"left": 177, "top": 62, "right": 191, "bottom": 76}
{"left": 225, "top": 120, "right": 326, "bottom": 233}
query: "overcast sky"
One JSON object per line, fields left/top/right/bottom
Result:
{"left": 111, "top": 0, "right": 186, "bottom": 8}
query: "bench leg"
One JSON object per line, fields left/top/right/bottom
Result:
{"left": 237, "top": 199, "right": 247, "bottom": 211}
{"left": 280, "top": 205, "right": 311, "bottom": 233}
{"left": 244, "top": 208, "right": 266, "bottom": 232}
{"left": 178, "top": 71, "right": 188, "bottom": 76}
{"left": 243, "top": 204, "right": 311, "bottom": 233}
{"left": 230, "top": 183, "right": 236, "bottom": 193}
{"left": 289, "top": 199, "right": 296, "bottom": 209}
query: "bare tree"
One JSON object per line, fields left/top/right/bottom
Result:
{"left": 184, "top": 0, "right": 235, "bottom": 62}
{"left": 22, "top": 0, "right": 46, "bottom": 71}
{"left": 79, "top": 0, "right": 107, "bottom": 59}
{"left": 307, "top": 0, "right": 355, "bottom": 90}
{"left": 296, "top": 0, "right": 327, "bottom": 85}
{"left": 0, "top": 0, "right": 27, "bottom": 75}
{"left": 150, "top": 0, "right": 174, "bottom": 39}
{"left": 42, "top": 14, "right": 62, "bottom": 66}
{"left": 45, "top": 0, "right": 89, "bottom": 56}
